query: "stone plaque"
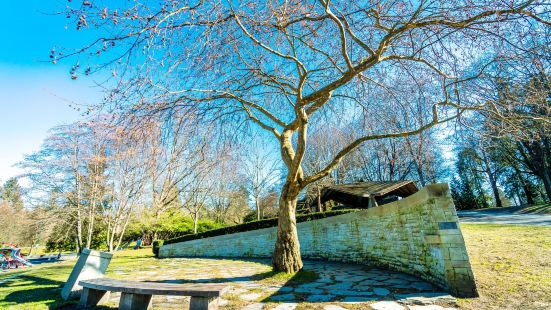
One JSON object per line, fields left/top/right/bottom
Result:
{"left": 438, "top": 221, "right": 458, "bottom": 230}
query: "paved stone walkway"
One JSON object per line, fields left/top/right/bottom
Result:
{"left": 106, "top": 258, "right": 457, "bottom": 309}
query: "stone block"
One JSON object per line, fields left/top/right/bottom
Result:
{"left": 450, "top": 260, "right": 471, "bottom": 268}
{"left": 448, "top": 248, "right": 468, "bottom": 261}
{"left": 424, "top": 235, "right": 441, "bottom": 244}
{"left": 440, "top": 234, "right": 464, "bottom": 245}
{"left": 61, "top": 248, "right": 113, "bottom": 300}
{"left": 119, "top": 293, "right": 153, "bottom": 310}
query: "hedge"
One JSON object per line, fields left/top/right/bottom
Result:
{"left": 152, "top": 240, "right": 164, "bottom": 257}
{"left": 164, "top": 209, "right": 357, "bottom": 245}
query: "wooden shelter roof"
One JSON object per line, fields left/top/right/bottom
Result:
{"left": 315, "top": 181, "right": 418, "bottom": 208}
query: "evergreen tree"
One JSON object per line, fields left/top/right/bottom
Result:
{"left": 451, "top": 148, "right": 491, "bottom": 210}
{"left": 2, "top": 177, "right": 24, "bottom": 212}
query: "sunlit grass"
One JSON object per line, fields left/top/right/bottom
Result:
{"left": 0, "top": 249, "right": 156, "bottom": 309}
{"left": 458, "top": 223, "right": 551, "bottom": 310}
{"left": 1, "top": 226, "right": 550, "bottom": 309}
{"left": 252, "top": 269, "right": 319, "bottom": 285}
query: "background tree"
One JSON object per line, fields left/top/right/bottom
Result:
{"left": 451, "top": 147, "right": 492, "bottom": 210}
{"left": 141, "top": 115, "right": 213, "bottom": 240}
{"left": 103, "top": 124, "right": 148, "bottom": 252}
{"left": 242, "top": 141, "right": 282, "bottom": 220}
{"left": 210, "top": 156, "right": 251, "bottom": 225}
{"left": 2, "top": 178, "right": 24, "bottom": 212}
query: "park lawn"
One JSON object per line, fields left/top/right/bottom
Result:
{"left": 0, "top": 224, "right": 550, "bottom": 309}
{"left": 458, "top": 223, "right": 551, "bottom": 310}
{"left": 0, "top": 262, "right": 76, "bottom": 309}
{"left": 0, "top": 250, "right": 159, "bottom": 309}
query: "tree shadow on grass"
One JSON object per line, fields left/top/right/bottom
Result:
{"left": 149, "top": 259, "right": 449, "bottom": 305}
{"left": 2, "top": 274, "right": 74, "bottom": 309}
{"left": 3, "top": 272, "right": 121, "bottom": 310}
{"left": 149, "top": 264, "right": 320, "bottom": 304}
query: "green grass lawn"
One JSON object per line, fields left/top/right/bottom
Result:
{"left": 0, "top": 250, "right": 158, "bottom": 309}
{"left": 1, "top": 224, "right": 550, "bottom": 309}
{"left": 0, "top": 263, "right": 76, "bottom": 309}
{"left": 458, "top": 224, "right": 551, "bottom": 310}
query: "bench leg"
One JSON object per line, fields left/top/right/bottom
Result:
{"left": 119, "top": 292, "right": 153, "bottom": 310}
{"left": 189, "top": 296, "right": 219, "bottom": 310}
{"left": 79, "top": 287, "right": 110, "bottom": 308}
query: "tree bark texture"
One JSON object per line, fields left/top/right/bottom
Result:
{"left": 273, "top": 182, "right": 303, "bottom": 273}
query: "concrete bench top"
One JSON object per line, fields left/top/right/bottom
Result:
{"left": 79, "top": 278, "right": 229, "bottom": 297}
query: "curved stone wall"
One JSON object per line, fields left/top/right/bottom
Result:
{"left": 160, "top": 183, "right": 477, "bottom": 297}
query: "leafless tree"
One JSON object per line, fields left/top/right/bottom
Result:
{"left": 140, "top": 114, "right": 213, "bottom": 239}
{"left": 18, "top": 122, "right": 104, "bottom": 253}
{"left": 104, "top": 125, "right": 148, "bottom": 252}
{"left": 181, "top": 174, "right": 212, "bottom": 234}
{"left": 57, "top": 0, "right": 550, "bottom": 272}
{"left": 242, "top": 140, "right": 281, "bottom": 220}
{"left": 209, "top": 152, "right": 250, "bottom": 224}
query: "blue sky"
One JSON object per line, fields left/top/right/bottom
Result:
{"left": 0, "top": 1, "right": 103, "bottom": 183}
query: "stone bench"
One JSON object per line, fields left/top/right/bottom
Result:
{"left": 78, "top": 278, "right": 229, "bottom": 310}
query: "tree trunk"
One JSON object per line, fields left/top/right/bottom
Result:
{"left": 193, "top": 212, "right": 198, "bottom": 234}
{"left": 482, "top": 151, "right": 502, "bottom": 208}
{"left": 76, "top": 209, "right": 83, "bottom": 253}
{"left": 108, "top": 228, "right": 116, "bottom": 253}
{"left": 523, "top": 183, "right": 535, "bottom": 206}
{"left": 106, "top": 218, "right": 113, "bottom": 252}
{"left": 86, "top": 174, "right": 99, "bottom": 249}
{"left": 115, "top": 215, "right": 132, "bottom": 252}
{"left": 488, "top": 174, "right": 503, "bottom": 208}
{"left": 514, "top": 167, "right": 535, "bottom": 205}
{"left": 75, "top": 235, "right": 81, "bottom": 254}
{"left": 272, "top": 182, "right": 303, "bottom": 273}
{"left": 108, "top": 216, "right": 119, "bottom": 253}
{"left": 86, "top": 200, "right": 97, "bottom": 249}
{"left": 152, "top": 209, "right": 161, "bottom": 241}
{"left": 86, "top": 213, "right": 94, "bottom": 249}
{"left": 316, "top": 185, "right": 322, "bottom": 213}
{"left": 542, "top": 171, "right": 551, "bottom": 203}
{"left": 255, "top": 196, "right": 261, "bottom": 221}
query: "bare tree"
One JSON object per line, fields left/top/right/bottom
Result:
{"left": 141, "top": 114, "right": 213, "bottom": 239}
{"left": 242, "top": 141, "right": 281, "bottom": 220}
{"left": 181, "top": 175, "right": 212, "bottom": 234}
{"left": 57, "top": 0, "right": 550, "bottom": 272}
{"left": 302, "top": 126, "right": 355, "bottom": 211}
{"left": 104, "top": 125, "right": 148, "bottom": 252}
{"left": 18, "top": 123, "right": 102, "bottom": 253}
{"left": 210, "top": 153, "right": 250, "bottom": 225}
{"left": 82, "top": 126, "right": 110, "bottom": 249}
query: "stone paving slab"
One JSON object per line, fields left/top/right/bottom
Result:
{"left": 103, "top": 258, "right": 457, "bottom": 309}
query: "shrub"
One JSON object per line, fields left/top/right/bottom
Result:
{"left": 164, "top": 209, "right": 357, "bottom": 245}
{"left": 124, "top": 211, "right": 226, "bottom": 244}
{"left": 152, "top": 240, "right": 164, "bottom": 257}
